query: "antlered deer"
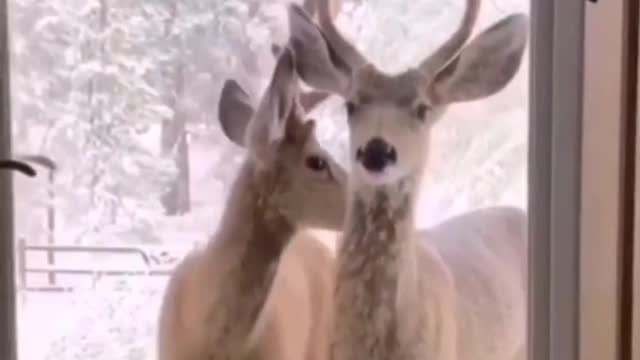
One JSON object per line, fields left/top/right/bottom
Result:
{"left": 286, "top": 0, "right": 528, "bottom": 359}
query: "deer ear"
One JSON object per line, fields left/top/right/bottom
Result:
{"left": 430, "top": 13, "right": 529, "bottom": 105}
{"left": 287, "top": 3, "right": 352, "bottom": 96}
{"left": 247, "top": 47, "right": 300, "bottom": 158}
{"left": 218, "top": 79, "right": 255, "bottom": 147}
{"left": 299, "top": 90, "right": 331, "bottom": 112}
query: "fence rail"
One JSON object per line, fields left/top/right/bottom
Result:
{"left": 16, "top": 238, "right": 189, "bottom": 293}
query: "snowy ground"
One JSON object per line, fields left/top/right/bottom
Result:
{"left": 17, "top": 277, "right": 166, "bottom": 360}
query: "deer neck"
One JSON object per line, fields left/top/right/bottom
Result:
{"left": 340, "top": 175, "right": 418, "bottom": 267}
{"left": 202, "top": 158, "right": 295, "bottom": 352}
{"left": 333, "top": 177, "right": 419, "bottom": 358}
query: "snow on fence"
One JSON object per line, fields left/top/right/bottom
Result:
{"left": 15, "top": 237, "right": 191, "bottom": 293}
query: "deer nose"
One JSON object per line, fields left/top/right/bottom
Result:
{"left": 356, "top": 137, "right": 397, "bottom": 173}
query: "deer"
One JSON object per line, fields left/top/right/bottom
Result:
{"left": 156, "top": 46, "right": 348, "bottom": 360}
{"left": 285, "top": 0, "right": 529, "bottom": 358}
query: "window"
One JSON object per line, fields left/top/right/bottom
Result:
{"left": 0, "top": 0, "right": 634, "bottom": 360}
{"left": 5, "top": 0, "right": 526, "bottom": 359}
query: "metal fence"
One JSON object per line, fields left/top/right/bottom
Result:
{"left": 15, "top": 238, "right": 189, "bottom": 292}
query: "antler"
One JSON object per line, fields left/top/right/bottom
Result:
{"left": 314, "top": 0, "right": 368, "bottom": 69}
{"left": 418, "top": 0, "right": 481, "bottom": 77}
{"left": 306, "top": 0, "right": 479, "bottom": 75}
{"left": 271, "top": 43, "right": 331, "bottom": 113}
{"left": 303, "top": 0, "right": 341, "bottom": 23}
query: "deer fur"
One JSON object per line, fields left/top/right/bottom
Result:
{"left": 156, "top": 47, "right": 347, "bottom": 360}
{"left": 286, "top": 0, "right": 529, "bottom": 359}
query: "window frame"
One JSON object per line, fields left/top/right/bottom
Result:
{"left": 0, "top": 0, "right": 17, "bottom": 358}
{"left": 528, "top": 0, "right": 585, "bottom": 359}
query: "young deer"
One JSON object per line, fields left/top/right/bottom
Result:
{"left": 287, "top": 0, "right": 528, "bottom": 359}
{"left": 156, "top": 47, "right": 347, "bottom": 360}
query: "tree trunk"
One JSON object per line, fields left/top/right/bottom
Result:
{"left": 161, "top": 2, "right": 190, "bottom": 215}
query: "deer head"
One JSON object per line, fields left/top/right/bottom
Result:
{"left": 286, "top": 0, "right": 529, "bottom": 188}
{"left": 217, "top": 46, "right": 347, "bottom": 230}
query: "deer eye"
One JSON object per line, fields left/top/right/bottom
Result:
{"left": 345, "top": 101, "right": 358, "bottom": 117}
{"left": 305, "top": 155, "right": 327, "bottom": 172}
{"left": 414, "top": 103, "right": 429, "bottom": 121}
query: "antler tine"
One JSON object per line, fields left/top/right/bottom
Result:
{"left": 302, "top": 0, "right": 339, "bottom": 22}
{"left": 271, "top": 41, "right": 331, "bottom": 113}
{"left": 419, "top": 0, "right": 481, "bottom": 77}
{"left": 302, "top": 0, "right": 317, "bottom": 19}
{"left": 314, "top": 0, "right": 368, "bottom": 69}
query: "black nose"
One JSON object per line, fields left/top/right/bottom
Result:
{"left": 356, "top": 137, "right": 397, "bottom": 173}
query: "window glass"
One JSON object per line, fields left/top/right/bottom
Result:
{"left": 9, "top": 0, "right": 530, "bottom": 359}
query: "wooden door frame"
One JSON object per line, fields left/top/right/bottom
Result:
{"left": 582, "top": 0, "right": 638, "bottom": 359}
{"left": 632, "top": 0, "right": 640, "bottom": 357}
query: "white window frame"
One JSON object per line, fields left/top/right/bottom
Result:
{"left": 528, "top": 0, "right": 583, "bottom": 358}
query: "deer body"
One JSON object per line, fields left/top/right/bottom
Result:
{"left": 427, "top": 206, "right": 527, "bottom": 359}
{"left": 158, "top": 226, "right": 336, "bottom": 360}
